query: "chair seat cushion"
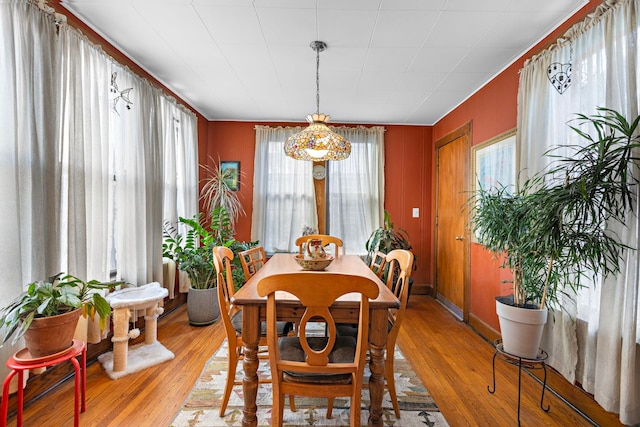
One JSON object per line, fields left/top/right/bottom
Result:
{"left": 278, "top": 336, "right": 357, "bottom": 384}
{"left": 335, "top": 321, "right": 392, "bottom": 338}
{"left": 230, "top": 310, "right": 292, "bottom": 336}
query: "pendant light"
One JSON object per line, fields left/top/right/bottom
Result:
{"left": 284, "top": 41, "right": 351, "bottom": 161}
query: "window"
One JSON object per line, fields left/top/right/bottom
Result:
{"left": 253, "top": 125, "right": 384, "bottom": 255}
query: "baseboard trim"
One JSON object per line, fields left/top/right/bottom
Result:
{"left": 468, "top": 313, "right": 500, "bottom": 343}
{"left": 412, "top": 283, "right": 434, "bottom": 296}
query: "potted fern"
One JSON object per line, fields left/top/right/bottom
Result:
{"left": 471, "top": 108, "right": 639, "bottom": 358}
{"left": 162, "top": 209, "right": 226, "bottom": 325}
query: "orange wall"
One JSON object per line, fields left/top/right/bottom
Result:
{"left": 433, "top": 0, "right": 603, "bottom": 331}
{"left": 203, "top": 122, "right": 433, "bottom": 286}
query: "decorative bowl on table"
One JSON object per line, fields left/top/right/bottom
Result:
{"left": 294, "top": 254, "right": 334, "bottom": 271}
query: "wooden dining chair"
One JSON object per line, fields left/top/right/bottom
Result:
{"left": 239, "top": 245, "right": 267, "bottom": 280}
{"left": 335, "top": 249, "right": 414, "bottom": 418}
{"left": 295, "top": 234, "right": 344, "bottom": 257}
{"left": 369, "top": 250, "right": 387, "bottom": 279}
{"left": 257, "top": 272, "right": 380, "bottom": 427}
{"left": 212, "top": 246, "right": 293, "bottom": 417}
{"left": 380, "top": 249, "right": 414, "bottom": 417}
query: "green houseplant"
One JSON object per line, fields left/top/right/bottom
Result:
{"left": 365, "top": 210, "right": 416, "bottom": 299}
{"left": 163, "top": 208, "right": 226, "bottom": 325}
{"left": 0, "top": 273, "right": 118, "bottom": 357}
{"left": 163, "top": 159, "right": 256, "bottom": 324}
{"left": 365, "top": 210, "right": 412, "bottom": 264}
{"left": 471, "top": 108, "right": 639, "bottom": 357}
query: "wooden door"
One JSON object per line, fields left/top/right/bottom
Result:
{"left": 435, "top": 123, "right": 470, "bottom": 321}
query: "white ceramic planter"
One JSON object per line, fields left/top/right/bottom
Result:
{"left": 496, "top": 296, "right": 548, "bottom": 359}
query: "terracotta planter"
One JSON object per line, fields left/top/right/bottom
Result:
{"left": 496, "top": 296, "right": 547, "bottom": 359}
{"left": 187, "top": 286, "right": 220, "bottom": 326}
{"left": 23, "top": 308, "right": 82, "bottom": 358}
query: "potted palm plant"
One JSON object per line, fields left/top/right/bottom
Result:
{"left": 0, "top": 273, "right": 119, "bottom": 357}
{"left": 471, "top": 108, "right": 639, "bottom": 358}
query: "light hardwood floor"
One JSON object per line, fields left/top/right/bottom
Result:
{"left": 4, "top": 295, "right": 622, "bottom": 426}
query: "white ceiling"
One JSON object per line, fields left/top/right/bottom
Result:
{"left": 60, "top": 0, "right": 587, "bottom": 125}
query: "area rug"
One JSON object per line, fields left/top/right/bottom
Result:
{"left": 98, "top": 341, "right": 175, "bottom": 380}
{"left": 171, "top": 340, "right": 448, "bottom": 426}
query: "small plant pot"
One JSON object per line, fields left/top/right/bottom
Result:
{"left": 496, "top": 296, "right": 547, "bottom": 359}
{"left": 23, "top": 308, "right": 82, "bottom": 358}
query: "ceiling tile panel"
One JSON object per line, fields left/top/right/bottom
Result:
{"left": 408, "top": 47, "right": 470, "bottom": 73}
{"left": 423, "top": 11, "right": 502, "bottom": 48}
{"left": 443, "top": 0, "right": 511, "bottom": 11}
{"left": 454, "top": 47, "right": 521, "bottom": 73}
{"left": 363, "top": 48, "right": 418, "bottom": 73}
{"left": 256, "top": 7, "right": 316, "bottom": 46}
{"left": 379, "top": 0, "right": 447, "bottom": 10}
{"left": 316, "top": 9, "right": 378, "bottom": 48}
{"left": 370, "top": 10, "right": 440, "bottom": 47}
{"left": 195, "top": 5, "right": 264, "bottom": 45}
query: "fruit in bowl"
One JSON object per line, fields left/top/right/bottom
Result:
{"left": 294, "top": 254, "right": 334, "bottom": 271}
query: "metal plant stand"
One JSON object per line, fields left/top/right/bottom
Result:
{"left": 488, "top": 339, "right": 550, "bottom": 426}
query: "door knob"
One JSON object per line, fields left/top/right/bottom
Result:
{"left": 455, "top": 235, "right": 464, "bottom": 241}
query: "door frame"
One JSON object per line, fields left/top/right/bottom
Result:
{"left": 434, "top": 122, "right": 471, "bottom": 322}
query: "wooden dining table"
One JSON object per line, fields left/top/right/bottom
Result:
{"left": 231, "top": 253, "right": 399, "bottom": 426}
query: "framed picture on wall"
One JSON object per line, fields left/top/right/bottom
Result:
{"left": 471, "top": 129, "right": 518, "bottom": 242}
{"left": 221, "top": 161, "right": 240, "bottom": 191}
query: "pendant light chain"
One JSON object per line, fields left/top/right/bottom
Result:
{"left": 316, "top": 45, "right": 320, "bottom": 115}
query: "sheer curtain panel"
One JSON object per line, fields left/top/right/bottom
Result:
{"left": 517, "top": 0, "right": 639, "bottom": 423}
{"left": 327, "top": 126, "right": 385, "bottom": 255}
{"left": 0, "top": 0, "right": 62, "bottom": 378}
{"left": 252, "top": 126, "right": 317, "bottom": 253}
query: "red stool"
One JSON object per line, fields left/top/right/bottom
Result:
{"left": 1, "top": 339, "right": 86, "bottom": 427}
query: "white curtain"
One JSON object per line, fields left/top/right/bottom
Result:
{"left": 0, "top": 0, "right": 61, "bottom": 376}
{"left": 162, "top": 98, "right": 199, "bottom": 231}
{"left": 328, "top": 126, "right": 385, "bottom": 255}
{"left": 1, "top": 0, "right": 199, "bottom": 346}
{"left": 252, "top": 126, "right": 317, "bottom": 253}
{"left": 58, "top": 26, "right": 112, "bottom": 283}
{"left": 161, "top": 98, "right": 198, "bottom": 297}
{"left": 517, "top": 1, "right": 639, "bottom": 424}
{"left": 110, "top": 67, "right": 164, "bottom": 286}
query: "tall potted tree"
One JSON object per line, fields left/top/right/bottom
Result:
{"left": 471, "top": 108, "right": 639, "bottom": 358}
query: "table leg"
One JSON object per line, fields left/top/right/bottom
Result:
{"left": 1, "top": 370, "right": 17, "bottom": 427}
{"left": 368, "top": 307, "right": 387, "bottom": 425}
{"left": 242, "top": 305, "right": 260, "bottom": 427}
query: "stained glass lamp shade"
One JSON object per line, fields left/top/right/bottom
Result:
{"left": 284, "top": 41, "right": 351, "bottom": 161}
